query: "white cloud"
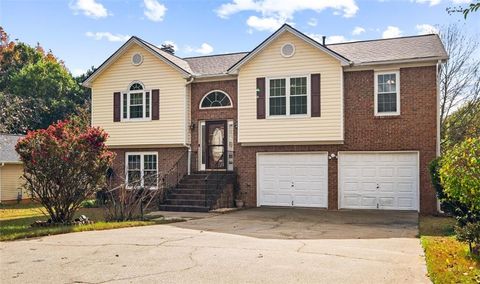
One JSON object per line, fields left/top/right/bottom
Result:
{"left": 308, "top": 33, "right": 347, "bottom": 44}
{"left": 308, "top": 18, "right": 318, "bottom": 27}
{"left": 69, "top": 0, "right": 109, "bottom": 19}
{"left": 85, "top": 32, "right": 130, "bottom": 42}
{"left": 352, "top": 26, "right": 365, "bottom": 35}
{"left": 215, "top": 0, "right": 359, "bottom": 31}
{"left": 159, "top": 40, "right": 178, "bottom": 51}
{"left": 326, "top": 35, "right": 347, "bottom": 44}
{"left": 382, "top": 26, "right": 402, "bottom": 38}
{"left": 415, "top": 24, "right": 439, "bottom": 34}
{"left": 451, "top": 0, "right": 471, "bottom": 3}
{"left": 246, "top": 16, "right": 284, "bottom": 31}
{"left": 185, "top": 43, "right": 214, "bottom": 55}
{"left": 415, "top": 0, "right": 441, "bottom": 6}
{"left": 143, "top": 0, "right": 167, "bottom": 22}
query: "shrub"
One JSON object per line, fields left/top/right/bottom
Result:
{"left": 429, "top": 158, "right": 469, "bottom": 217}
{"left": 440, "top": 137, "right": 480, "bottom": 255}
{"left": 440, "top": 137, "right": 480, "bottom": 213}
{"left": 16, "top": 119, "right": 114, "bottom": 223}
{"left": 455, "top": 222, "right": 480, "bottom": 256}
{"left": 80, "top": 199, "right": 98, "bottom": 208}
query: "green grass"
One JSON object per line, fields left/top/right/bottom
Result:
{"left": 0, "top": 203, "right": 171, "bottom": 242}
{"left": 419, "top": 216, "right": 480, "bottom": 284}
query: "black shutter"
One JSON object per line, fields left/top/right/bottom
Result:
{"left": 311, "top": 74, "right": 321, "bottom": 117}
{"left": 256, "top": 77, "right": 266, "bottom": 119}
{"left": 152, "top": 89, "right": 159, "bottom": 120}
{"left": 113, "top": 92, "right": 121, "bottom": 122}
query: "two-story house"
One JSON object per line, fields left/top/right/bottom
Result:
{"left": 83, "top": 24, "right": 447, "bottom": 214}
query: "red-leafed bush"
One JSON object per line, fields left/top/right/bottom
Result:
{"left": 16, "top": 119, "right": 115, "bottom": 223}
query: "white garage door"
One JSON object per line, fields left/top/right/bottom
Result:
{"left": 257, "top": 152, "right": 328, "bottom": 208}
{"left": 339, "top": 152, "right": 419, "bottom": 211}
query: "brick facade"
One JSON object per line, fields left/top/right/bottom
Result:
{"left": 119, "top": 66, "right": 438, "bottom": 214}
{"left": 190, "top": 80, "right": 239, "bottom": 170}
{"left": 234, "top": 66, "right": 438, "bottom": 214}
{"left": 110, "top": 147, "right": 188, "bottom": 186}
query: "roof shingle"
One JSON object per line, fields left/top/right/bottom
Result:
{"left": 0, "top": 134, "right": 24, "bottom": 163}
{"left": 327, "top": 34, "right": 447, "bottom": 64}
{"left": 184, "top": 52, "right": 248, "bottom": 76}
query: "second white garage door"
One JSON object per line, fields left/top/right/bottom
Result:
{"left": 257, "top": 152, "right": 328, "bottom": 208}
{"left": 339, "top": 152, "right": 419, "bottom": 211}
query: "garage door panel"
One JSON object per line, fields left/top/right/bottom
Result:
{"left": 398, "top": 182, "right": 415, "bottom": 193}
{"left": 398, "top": 167, "right": 415, "bottom": 177}
{"left": 339, "top": 152, "right": 418, "bottom": 211}
{"left": 258, "top": 153, "right": 328, "bottom": 208}
{"left": 378, "top": 167, "right": 394, "bottom": 177}
{"left": 362, "top": 167, "right": 376, "bottom": 177}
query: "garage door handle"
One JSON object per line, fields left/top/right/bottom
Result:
{"left": 376, "top": 184, "right": 379, "bottom": 189}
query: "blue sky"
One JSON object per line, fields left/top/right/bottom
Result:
{"left": 1, "top": 0, "right": 478, "bottom": 76}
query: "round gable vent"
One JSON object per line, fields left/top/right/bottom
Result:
{"left": 132, "top": 53, "right": 143, "bottom": 65}
{"left": 280, "top": 43, "right": 295, "bottom": 58}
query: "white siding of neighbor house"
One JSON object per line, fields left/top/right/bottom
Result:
{"left": 91, "top": 44, "right": 187, "bottom": 147}
{"left": 0, "top": 164, "right": 24, "bottom": 202}
{"left": 237, "top": 31, "right": 343, "bottom": 144}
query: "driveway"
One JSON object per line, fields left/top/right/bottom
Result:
{"left": 0, "top": 208, "right": 429, "bottom": 283}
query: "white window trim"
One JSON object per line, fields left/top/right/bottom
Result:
{"left": 199, "top": 90, "right": 234, "bottom": 109}
{"left": 125, "top": 152, "right": 158, "bottom": 190}
{"left": 374, "top": 70, "right": 400, "bottom": 116}
{"left": 121, "top": 81, "right": 152, "bottom": 122}
{"left": 266, "top": 75, "right": 311, "bottom": 118}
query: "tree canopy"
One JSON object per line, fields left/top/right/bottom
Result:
{"left": 0, "top": 26, "right": 91, "bottom": 133}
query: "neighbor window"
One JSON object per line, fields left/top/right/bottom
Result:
{"left": 126, "top": 152, "right": 158, "bottom": 188}
{"left": 267, "top": 76, "right": 309, "bottom": 117}
{"left": 122, "top": 82, "right": 151, "bottom": 120}
{"left": 375, "top": 71, "right": 400, "bottom": 116}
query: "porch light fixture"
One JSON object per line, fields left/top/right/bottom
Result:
{"left": 189, "top": 122, "right": 196, "bottom": 130}
{"left": 328, "top": 153, "right": 337, "bottom": 160}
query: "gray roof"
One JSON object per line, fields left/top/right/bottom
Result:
{"left": 136, "top": 37, "right": 193, "bottom": 74}
{"left": 184, "top": 52, "right": 248, "bottom": 75}
{"left": 0, "top": 134, "right": 24, "bottom": 163}
{"left": 327, "top": 34, "right": 448, "bottom": 65}
{"left": 176, "top": 34, "right": 446, "bottom": 75}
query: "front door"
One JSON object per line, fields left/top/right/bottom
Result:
{"left": 205, "top": 121, "right": 227, "bottom": 170}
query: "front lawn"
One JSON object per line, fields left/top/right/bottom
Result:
{"left": 420, "top": 216, "right": 480, "bottom": 283}
{"left": 0, "top": 203, "right": 170, "bottom": 241}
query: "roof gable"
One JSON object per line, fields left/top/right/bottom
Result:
{"left": 228, "top": 24, "right": 351, "bottom": 73}
{"left": 82, "top": 37, "right": 191, "bottom": 87}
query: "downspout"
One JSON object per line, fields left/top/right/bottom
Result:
{"left": 436, "top": 59, "right": 442, "bottom": 213}
{"left": 0, "top": 162, "right": 4, "bottom": 203}
{"left": 185, "top": 76, "right": 195, "bottom": 175}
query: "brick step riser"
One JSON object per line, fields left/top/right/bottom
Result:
{"left": 164, "top": 199, "right": 210, "bottom": 206}
{"left": 158, "top": 205, "right": 210, "bottom": 212}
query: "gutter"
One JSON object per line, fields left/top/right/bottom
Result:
{"left": 184, "top": 76, "right": 194, "bottom": 175}
{"left": 0, "top": 162, "right": 4, "bottom": 203}
{"left": 436, "top": 59, "right": 443, "bottom": 213}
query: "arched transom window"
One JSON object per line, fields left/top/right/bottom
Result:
{"left": 122, "top": 81, "right": 151, "bottom": 120}
{"left": 200, "top": 91, "right": 232, "bottom": 109}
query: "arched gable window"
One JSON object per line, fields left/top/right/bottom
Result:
{"left": 122, "top": 81, "right": 151, "bottom": 120}
{"left": 200, "top": 91, "right": 232, "bottom": 109}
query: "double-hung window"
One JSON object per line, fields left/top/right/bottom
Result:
{"left": 267, "top": 76, "right": 309, "bottom": 117}
{"left": 375, "top": 71, "right": 400, "bottom": 116}
{"left": 122, "top": 82, "right": 151, "bottom": 120}
{"left": 126, "top": 152, "right": 158, "bottom": 189}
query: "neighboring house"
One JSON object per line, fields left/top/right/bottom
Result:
{"left": 0, "top": 134, "right": 25, "bottom": 203}
{"left": 83, "top": 24, "right": 447, "bottom": 214}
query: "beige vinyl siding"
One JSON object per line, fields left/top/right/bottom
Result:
{"left": 91, "top": 44, "right": 187, "bottom": 147}
{"left": 238, "top": 31, "right": 343, "bottom": 144}
{"left": 0, "top": 164, "right": 24, "bottom": 202}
